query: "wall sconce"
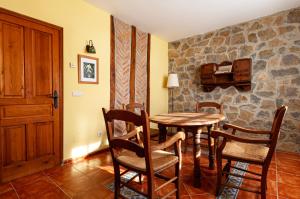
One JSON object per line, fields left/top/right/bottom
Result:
{"left": 86, "top": 40, "right": 96, "bottom": 53}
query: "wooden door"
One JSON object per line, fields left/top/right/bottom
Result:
{"left": 0, "top": 9, "right": 63, "bottom": 182}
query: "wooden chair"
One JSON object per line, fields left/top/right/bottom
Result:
{"left": 123, "top": 102, "right": 159, "bottom": 141}
{"left": 102, "top": 108, "right": 185, "bottom": 199}
{"left": 183, "top": 102, "right": 223, "bottom": 169}
{"left": 211, "top": 106, "right": 287, "bottom": 199}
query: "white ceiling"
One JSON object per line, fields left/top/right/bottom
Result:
{"left": 87, "top": 0, "right": 300, "bottom": 42}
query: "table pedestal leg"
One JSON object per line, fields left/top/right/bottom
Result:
{"left": 193, "top": 128, "right": 201, "bottom": 187}
{"left": 158, "top": 124, "right": 167, "bottom": 143}
{"left": 207, "top": 125, "right": 215, "bottom": 169}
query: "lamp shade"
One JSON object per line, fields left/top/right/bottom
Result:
{"left": 167, "top": 73, "right": 179, "bottom": 88}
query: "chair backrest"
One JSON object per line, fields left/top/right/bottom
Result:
{"left": 196, "top": 102, "right": 223, "bottom": 114}
{"left": 266, "top": 106, "right": 288, "bottom": 162}
{"left": 123, "top": 102, "right": 145, "bottom": 115}
{"left": 102, "top": 108, "right": 153, "bottom": 170}
{"left": 122, "top": 103, "right": 145, "bottom": 131}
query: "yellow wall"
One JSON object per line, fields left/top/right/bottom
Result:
{"left": 150, "top": 36, "right": 169, "bottom": 120}
{"left": 0, "top": 0, "right": 169, "bottom": 160}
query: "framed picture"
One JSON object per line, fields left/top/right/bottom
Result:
{"left": 78, "top": 55, "right": 99, "bottom": 84}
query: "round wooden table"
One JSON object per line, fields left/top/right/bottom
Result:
{"left": 150, "top": 112, "right": 225, "bottom": 187}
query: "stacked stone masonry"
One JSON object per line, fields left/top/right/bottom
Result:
{"left": 168, "top": 7, "right": 300, "bottom": 152}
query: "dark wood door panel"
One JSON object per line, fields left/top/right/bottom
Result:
{"left": 0, "top": 98, "right": 53, "bottom": 105}
{"left": 36, "top": 122, "right": 54, "bottom": 157}
{"left": 0, "top": 21, "right": 25, "bottom": 98}
{"left": 1, "top": 125, "right": 26, "bottom": 166}
{"left": 32, "top": 30, "right": 53, "bottom": 97}
{"left": 1, "top": 104, "right": 53, "bottom": 118}
{"left": 0, "top": 116, "right": 54, "bottom": 127}
{"left": 27, "top": 122, "right": 55, "bottom": 161}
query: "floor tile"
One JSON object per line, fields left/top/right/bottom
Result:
{"left": 266, "top": 194, "right": 278, "bottom": 199}
{"left": 236, "top": 190, "right": 261, "bottom": 199}
{"left": 127, "top": 180, "right": 148, "bottom": 195}
{"left": 0, "top": 183, "right": 13, "bottom": 195}
{"left": 277, "top": 171, "right": 300, "bottom": 187}
{"left": 276, "top": 151, "right": 300, "bottom": 161}
{"left": 277, "top": 157, "right": 300, "bottom": 175}
{"left": 85, "top": 168, "right": 114, "bottom": 185}
{"left": 0, "top": 190, "right": 19, "bottom": 199}
{"left": 156, "top": 178, "right": 189, "bottom": 197}
{"left": 240, "top": 178, "right": 260, "bottom": 193}
{"left": 45, "top": 165, "right": 86, "bottom": 187}
{"left": 13, "top": 176, "right": 68, "bottom": 199}
{"left": 0, "top": 149, "right": 299, "bottom": 198}
{"left": 55, "top": 175, "right": 95, "bottom": 198}
{"left": 11, "top": 172, "right": 45, "bottom": 190}
{"left": 189, "top": 193, "right": 215, "bottom": 198}
{"left": 73, "top": 183, "right": 113, "bottom": 199}
{"left": 237, "top": 192, "right": 277, "bottom": 199}
{"left": 183, "top": 177, "right": 215, "bottom": 196}
{"left": 278, "top": 182, "right": 300, "bottom": 199}
{"left": 266, "top": 180, "right": 278, "bottom": 196}
{"left": 72, "top": 158, "right": 104, "bottom": 173}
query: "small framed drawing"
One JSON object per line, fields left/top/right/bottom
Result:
{"left": 78, "top": 55, "right": 99, "bottom": 84}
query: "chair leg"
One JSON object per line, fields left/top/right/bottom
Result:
{"left": 175, "top": 162, "right": 180, "bottom": 199}
{"left": 184, "top": 131, "right": 188, "bottom": 153}
{"left": 224, "top": 160, "right": 231, "bottom": 178}
{"left": 147, "top": 174, "right": 155, "bottom": 199}
{"left": 214, "top": 136, "right": 218, "bottom": 152}
{"left": 207, "top": 125, "right": 215, "bottom": 169}
{"left": 216, "top": 153, "right": 222, "bottom": 196}
{"left": 138, "top": 174, "right": 142, "bottom": 184}
{"left": 113, "top": 163, "right": 121, "bottom": 199}
{"left": 261, "top": 168, "right": 268, "bottom": 199}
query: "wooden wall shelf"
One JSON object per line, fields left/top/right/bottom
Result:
{"left": 200, "top": 58, "right": 252, "bottom": 92}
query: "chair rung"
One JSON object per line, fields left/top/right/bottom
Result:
{"left": 223, "top": 183, "right": 261, "bottom": 194}
{"left": 120, "top": 173, "right": 140, "bottom": 188}
{"left": 161, "top": 189, "right": 177, "bottom": 199}
{"left": 155, "top": 162, "right": 177, "bottom": 173}
{"left": 230, "top": 165, "right": 262, "bottom": 176}
{"left": 155, "top": 173, "right": 171, "bottom": 181}
{"left": 120, "top": 169, "right": 130, "bottom": 176}
{"left": 155, "top": 177, "right": 177, "bottom": 192}
{"left": 223, "top": 171, "right": 261, "bottom": 181}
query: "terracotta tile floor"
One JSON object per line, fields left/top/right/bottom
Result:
{"left": 0, "top": 149, "right": 299, "bottom": 199}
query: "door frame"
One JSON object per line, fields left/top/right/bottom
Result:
{"left": 0, "top": 7, "right": 64, "bottom": 163}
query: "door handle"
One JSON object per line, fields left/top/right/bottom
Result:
{"left": 51, "top": 90, "right": 59, "bottom": 109}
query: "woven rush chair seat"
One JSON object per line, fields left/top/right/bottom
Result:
{"left": 223, "top": 141, "right": 269, "bottom": 163}
{"left": 116, "top": 149, "right": 178, "bottom": 172}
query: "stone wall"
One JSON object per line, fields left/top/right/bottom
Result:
{"left": 168, "top": 7, "right": 300, "bottom": 152}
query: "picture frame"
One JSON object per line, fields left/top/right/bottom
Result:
{"left": 78, "top": 54, "right": 99, "bottom": 84}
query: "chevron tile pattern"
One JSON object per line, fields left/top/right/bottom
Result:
{"left": 135, "top": 29, "right": 148, "bottom": 109}
{"left": 113, "top": 18, "right": 132, "bottom": 135}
